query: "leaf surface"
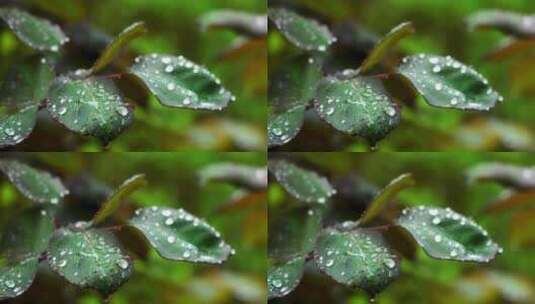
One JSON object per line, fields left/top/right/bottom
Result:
{"left": 0, "top": 257, "right": 38, "bottom": 300}
{"left": 0, "top": 106, "right": 38, "bottom": 148}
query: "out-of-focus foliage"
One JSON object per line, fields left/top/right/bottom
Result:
{"left": 0, "top": 152, "right": 267, "bottom": 304}
{"left": 269, "top": 0, "right": 535, "bottom": 151}
{"left": 0, "top": 0, "right": 266, "bottom": 151}
{"left": 268, "top": 152, "right": 535, "bottom": 304}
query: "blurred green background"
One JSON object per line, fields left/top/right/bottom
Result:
{"left": 269, "top": 0, "right": 535, "bottom": 151}
{"left": 0, "top": 152, "right": 267, "bottom": 304}
{"left": 0, "top": 0, "right": 266, "bottom": 151}
{"left": 269, "top": 152, "right": 535, "bottom": 304}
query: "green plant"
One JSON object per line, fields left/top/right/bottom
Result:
{"left": 0, "top": 159, "right": 234, "bottom": 300}
{"left": 267, "top": 7, "right": 503, "bottom": 149}
{"left": 267, "top": 159, "right": 503, "bottom": 300}
{"left": 0, "top": 7, "right": 235, "bottom": 148}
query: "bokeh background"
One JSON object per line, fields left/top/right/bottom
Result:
{"left": 269, "top": 0, "right": 535, "bottom": 151}
{"left": 0, "top": 0, "right": 266, "bottom": 151}
{"left": 269, "top": 152, "right": 535, "bottom": 303}
{"left": 0, "top": 152, "right": 267, "bottom": 304}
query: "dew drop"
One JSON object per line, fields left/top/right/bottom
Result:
{"left": 167, "top": 236, "right": 176, "bottom": 244}
{"left": 450, "top": 250, "right": 458, "bottom": 257}
{"left": 58, "top": 107, "right": 67, "bottom": 116}
{"left": 117, "top": 259, "right": 129, "bottom": 270}
{"left": 167, "top": 83, "right": 175, "bottom": 91}
{"left": 273, "top": 279, "right": 282, "bottom": 288}
{"left": 117, "top": 106, "right": 129, "bottom": 117}
{"left": 58, "top": 259, "right": 67, "bottom": 267}
{"left": 165, "top": 65, "right": 174, "bottom": 73}
{"left": 5, "top": 280, "right": 15, "bottom": 288}
{"left": 325, "top": 259, "right": 334, "bottom": 267}
{"left": 434, "top": 235, "right": 442, "bottom": 242}
{"left": 385, "top": 106, "right": 396, "bottom": 117}
{"left": 434, "top": 83, "right": 443, "bottom": 91}
{"left": 384, "top": 258, "right": 396, "bottom": 269}
{"left": 165, "top": 218, "right": 174, "bottom": 226}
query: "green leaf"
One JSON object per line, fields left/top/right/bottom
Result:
{"left": 396, "top": 206, "right": 502, "bottom": 262}
{"left": 199, "top": 10, "right": 267, "bottom": 37}
{"left": 128, "top": 207, "right": 234, "bottom": 264}
{"left": 0, "top": 56, "right": 55, "bottom": 106}
{"left": 92, "top": 174, "right": 147, "bottom": 225}
{"left": 359, "top": 173, "right": 415, "bottom": 225}
{"left": 0, "top": 8, "right": 68, "bottom": 52}
{"left": 466, "top": 10, "right": 535, "bottom": 38}
{"left": 268, "top": 160, "right": 336, "bottom": 204}
{"left": 397, "top": 54, "right": 502, "bottom": 111}
{"left": 268, "top": 105, "right": 305, "bottom": 147}
{"left": 359, "top": 22, "right": 414, "bottom": 74}
{"left": 129, "top": 54, "right": 235, "bottom": 110}
{"left": 47, "top": 227, "right": 133, "bottom": 295}
{"left": 314, "top": 225, "right": 400, "bottom": 295}
{"left": 1, "top": 207, "right": 54, "bottom": 258}
{"left": 313, "top": 74, "right": 401, "bottom": 144}
{"left": 268, "top": 206, "right": 322, "bottom": 298}
{"left": 268, "top": 7, "right": 336, "bottom": 51}
{"left": 198, "top": 163, "right": 267, "bottom": 190}
{"left": 0, "top": 256, "right": 38, "bottom": 300}
{"left": 268, "top": 256, "right": 305, "bottom": 299}
{"left": 46, "top": 75, "right": 134, "bottom": 144}
{"left": 91, "top": 22, "right": 147, "bottom": 74}
{"left": 0, "top": 160, "right": 69, "bottom": 204}
{"left": 0, "top": 105, "right": 38, "bottom": 148}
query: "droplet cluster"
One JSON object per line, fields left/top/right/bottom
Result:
{"left": 268, "top": 106, "right": 304, "bottom": 147}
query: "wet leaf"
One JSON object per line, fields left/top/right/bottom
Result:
{"left": 91, "top": 22, "right": 147, "bottom": 74}
{"left": 92, "top": 174, "right": 147, "bottom": 225}
{"left": 359, "top": 22, "right": 414, "bottom": 74}
{"left": 398, "top": 54, "right": 502, "bottom": 111}
{"left": 359, "top": 173, "right": 415, "bottom": 225}
{"left": 268, "top": 105, "right": 305, "bottom": 147}
{"left": 46, "top": 75, "right": 134, "bottom": 144}
{"left": 128, "top": 207, "right": 233, "bottom": 264}
{"left": 397, "top": 206, "right": 502, "bottom": 262}
{"left": 0, "top": 8, "right": 68, "bottom": 52}
{"left": 0, "top": 160, "right": 69, "bottom": 204}
{"left": 0, "top": 105, "right": 38, "bottom": 148}
{"left": 467, "top": 10, "right": 535, "bottom": 38}
{"left": 268, "top": 159, "right": 336, "bottom": 204}
{"left": 47, "top": 227, "right": 133, "bottom": 295}
{"left": 0, "top": 257, "right": 38, "bottom": 300}
{"left": 268, "top": 8, "right": 336, "bottom": 51}
{"left": 313, "top": 74, "right": 400, "bottom": 144}
{"left": 314, "top": 225, "right": 400, "bottom": 295}
{"left": 129, "top": 54, "right": 234, "bottom": 110}
{"left": 0, "top": 56, "right": 55, "bottom": 106}
{"left": 268, "top": 256, "right": 305, "bottom": 299}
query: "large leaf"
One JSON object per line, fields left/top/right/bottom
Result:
{"left": 0, "top": 105, "right": 38, "bottom": 148}
{"left": 314, "top": 225, "right": 400, "bottom": 295}
{"left": 46, "top": 75, "right": 134, "bottom": 144}
{"left": 268, "top": 160, "right": 336, "bottom": 204}
{"left": 467, "top": 10, "right": 535, "bottom": 38}
{"left": 128, "top": 207, "right": 233, "bottom": 264}
{"left": 0, "top": 56, "right": 55, "bottom": 106}
{"left": 268, "top": 105, "right": 305, "bottom": 147}
{"left": 0, "top": 8, "right": 68, "bottom": 52}
{"left": 92, "top": 174, "right": 147, "bottom": 225}
{"left": 359, "top": 173, "right": 414, "bottom": 225}
{"left": 398, "top": 54, "right": 502, "bottom": 111}
{"left": 129, "top": 54, "right": 235, "bottom": 110}
{"left": 268, "top": 7, "right": 336, "bottom": 51}
{"left": 396, "top": 206, "right": 502, "bottom": 262}
{"left": 47, "top": 227, "right": 133, "bottom": 295}
{"left": 0, "top": 257, "right": 38, "bottom": 300}
{"left": 359, "top": 22, "right": 414, "bottom": 74}
{"left": 0, "top": 160, "right": 69, "bottom": 204}
{"left": 268, "top": 206, "right": 322, "bottom": 298}
{"left": 313, "top": 74, "right": 401, "bottom": 144}
{"left": 91, "top": 22, "right": 147, "bottom": 74}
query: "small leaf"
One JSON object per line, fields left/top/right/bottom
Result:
{"left": 198, "top": 163, "right": 267, "bottom": 190}
{"left": 91, "top": 22, "right": 147, "bottom": 74}
{"left": 268, "top": 256, "right": 305, "bottom": 299}
{"left": 467, "top": 163, "right": 535, "bottom": 190}
{"left": 467, "top": 10, "right": 535, "bottom": 38}
{"left": 268, "top": 160, "right": 336, "bottom": 204}
{"left": 0, "top": 8, "right": 68, "bottom": 52}
{"left": 0, "top": 105, "right": 38, "bottom": 148}
{"left": 396, "top": 206, "right": 502, "bottom": 262}
{"left": 47, "top": 227, "right": 133, "bottom": 295}
{"left": 92, "top": 174, "right": 147, "bottom": 225}
{"left": 268, "top": 7, "right": 336, "bottom": 51}
{"left": 129, "top": 54, "right": 235, "bottom": 110}
{"left": 46, "top": 75, "right": 134, "bottom": 144}
{"left": 313, "top": 74, "right": 401, "bottom": 144}
{"left": 0, "top": 160, "right": 69, "bottom": 204}
{"left": 359, "top": 173, "right": 415, "bottom": 225}
{"left": 0, "top": 56, "right": 55, "bottom": 106}
{"left": 359, "top": 22, "right": 414, "bottom": 74}
{"left": 0, "top": 256, "right": 38, "bottom": 300}
{"left": 314, "top": 225, "right": 400, "bottom": 295}
{"left": 268, "top": 105, "right": 305, "bottom": 147}
{"left": 397, "top": 54, "right": 502, "bottom": 111}
{"left": 199, "top": 10, "right": 267, "bottom": 37}
{"left": 129, "top": 207, "right": 233, "bottom": 264}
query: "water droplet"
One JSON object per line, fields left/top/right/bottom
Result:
{"left": 325, "top": 259, "right": 334, "bottom": 267}
{"left": 450, "top": 250, "right": 458, "bottom": 257}
{"left": 4, "top": 128, "right": 15, "bottom": 136}
{"left": 385, "top": 106, "right": 396, "bottom": 117}
{"left": 167, "top": 236, "right": 176, "bottom": 244}
{"left": 51, "top": 45, "right": 59, "bottom": 52}
{"left": 165, "top": 65, "right": 174, "bottom": 73}
{"left": 432, "top": 65, "right": 441, "bottom": 73}
{"left": 117, "top": 259, "right": 129, "bottom": 270}
{"left": 450, "top": 98, "right": 458, "bottom": 105}
{"left": 58, "top": 107, "right": 67, "bottom": 115}
{"left": 384, "top": 258, "right": 396, "bottom": 269}
{"left": 5, "top": 280, "right": 15, "bottom": 288}
{"left": 162, "top": 210, "right": 172, "bottom": 217}
{"left": 58, "top": 259, "right": 67, "bottom": 267}
{"left": 167, "top": 83, "right": 175, "bottom": 91}
{"left": 434, "top": 235, "right": 442, "bottom": 242}
{"left": 434, "top": 83, "right": 443, "bottom": 91}
{"left": 161, "top": 57, "right": 171, "bottom": 64}
{"left": 165, "top": 218, "right": 174, "bottom": 226}
{"left": 429, "top": 57, "right": 439, "bottom": 64}
{"left": 117, "top": 106, "right": 128, "bottom": 117}
{"left": 273, "top": 279, "right": 282, "bottom": 288}
{"left": 432, "top": 217, "right": 441, "bottom": 225}
{"left": 50, "top": 198, "right": 59, "bottom": 205}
